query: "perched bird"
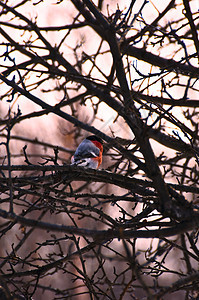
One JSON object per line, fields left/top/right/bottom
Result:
{"left": 71, "top": 135, "right": 103, "bottom": 169}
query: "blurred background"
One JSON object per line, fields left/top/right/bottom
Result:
{"left": 0, "top": 0, "right": 199, "bottom": 299}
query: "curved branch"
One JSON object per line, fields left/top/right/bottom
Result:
{"left": 0, "top": 207, "right": 199, "bottom": 240}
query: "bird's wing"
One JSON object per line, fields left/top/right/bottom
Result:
{"left": 73, "top": 139, "right": 100, "bottom": 161}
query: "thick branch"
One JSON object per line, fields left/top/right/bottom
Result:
{"left": 0, "top": 208, "right": 199, "bottom": 240}
{"left": 122, "top": 43, "right": 199, "bottom": 78}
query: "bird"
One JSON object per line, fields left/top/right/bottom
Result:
{"left": 71, "top": 135, "right": 103, "bottom": 169}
